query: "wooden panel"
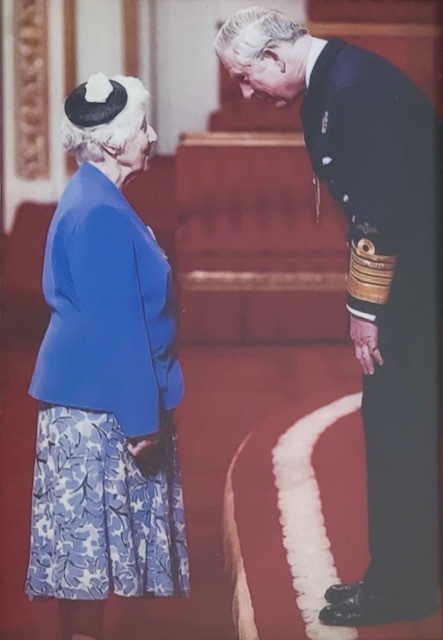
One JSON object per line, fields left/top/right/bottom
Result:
{"left": 175, "top": 140, "right": 338, "bottom": 221}
{"left": 178, "top": 291, "right": 243, "bottom": 342}
{"left": 122, "top": 0, "right": 138, "bottom": 76}
{"left": 308, "top": 28, "right": 442, "bottom": 112}
{"left": 63, "top": 0, "right": 77, "bottom": 94}
{"left": 63, "top": 0, "right": 77, "bottom": 174}
{"left": 308, "top": 21, "right": 442, "bottom": 38}
{"left": 308, "top": 1, "right": 441, "bottom": 24}
{"left": 177, "top": 288, "right": 349, "bottom": 343}
{"left": 244, "top": 289, "right": 348, "bottom": 342}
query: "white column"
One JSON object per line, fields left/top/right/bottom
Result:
{"left": 154, "top": 0, "right": 220, "bottom": 155}
{"left": 138, "top": 0, "right": 157, "bottom": 129}
{"left": 146, "top": 0, "right": 307, "bottom": 156}
{"left": 76, "top": 0, "right": 123, "bottom": 82}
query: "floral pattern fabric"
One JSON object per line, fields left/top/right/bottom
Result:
{"left": 25, "top": 405, "right": 190, "bottom": 600}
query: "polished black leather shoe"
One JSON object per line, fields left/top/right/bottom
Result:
{"left": 319, "top": 587, "right": 438, "bottom": 626}
{"left": 324, "top": 581, "right": 364, "bottom": 604}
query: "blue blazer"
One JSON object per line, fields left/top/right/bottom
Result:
{"left": 29, "top": 162, "right": 184, "bottom": 437}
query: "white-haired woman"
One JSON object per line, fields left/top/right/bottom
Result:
{"left": 25, "top": 73, "right": 190, "bottom": 640}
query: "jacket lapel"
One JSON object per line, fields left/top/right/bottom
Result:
{"left": 301, "top": 38, "right": 348, "bottom": 170}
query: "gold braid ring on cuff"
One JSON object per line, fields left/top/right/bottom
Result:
{"left": 348, "top": 239, "right": 397, "bottom": 304}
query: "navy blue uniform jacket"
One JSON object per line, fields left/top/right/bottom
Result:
{"left": 301, "top": 38, "right": 440, "bottom": 320}
{"left": 29, "top": 162, "right": 184, "bottom": 437}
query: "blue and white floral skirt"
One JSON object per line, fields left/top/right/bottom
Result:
{"left": 25, "top": 405, "right": 190, "bottom": 600}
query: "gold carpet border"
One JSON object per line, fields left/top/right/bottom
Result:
{"left": 180, "top": 271, "right": 347, "bottom": 292}
{"left": 180, "top": 132, "right": 305, "bottom": 148}
{"left": 223, "top": 433, "right": 260, "bottom": 640}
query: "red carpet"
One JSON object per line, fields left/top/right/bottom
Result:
{"left": 1, "top": 343, "right": 441, "bottom": 639}
{"left": 226, "top": 386, "right": 442, "bottom": 640}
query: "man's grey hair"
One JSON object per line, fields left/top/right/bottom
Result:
{"left": 214, "top": 7, "right": 308, "bottom": 64}
{"left": 60, "top": 75, "right": 153, "bottom": 164}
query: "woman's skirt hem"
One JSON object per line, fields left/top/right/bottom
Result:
{"left": 26, "top": 406, "right": 190, "bottom": 602}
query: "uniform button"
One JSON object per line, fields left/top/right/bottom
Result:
{"left": 343, "top": 194, "right": 349, "bottom": 203}
{"left": 352, "top": 215, "right": 356, "bottom": 223}
{"left": 322, "top": 156, "right": 332, "bottom": 165}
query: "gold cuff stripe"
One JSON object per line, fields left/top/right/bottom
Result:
{"left": 351, "top": 243, "right": 397, "bottom": 264}
{"left": 351, "top": 251, "right": 396, "bottom": 272}
{"left": 349, "top": 270, "right": 391, "bottom": 289}
{"left": 350, "top": 264, "right": 394, "bottom": 285}
{"left": 348, "top": 277, "right": 390, "bottom": 304}
{"left": 349, "top": 241, "right": 397, "bottom": 304}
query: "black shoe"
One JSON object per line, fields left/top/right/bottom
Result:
{"left": 319, "top": 587, "right": 438, "bottom": 627}
{"left": 324, "top": 581, "right": 364, "bottom": 604}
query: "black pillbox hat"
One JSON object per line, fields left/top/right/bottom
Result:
{"left": 64, "top": 79, "right": 128, "bottom": 127}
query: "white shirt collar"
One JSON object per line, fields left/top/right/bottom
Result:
{"left": 305, "top": 37, "right": 328, "bottom": 89}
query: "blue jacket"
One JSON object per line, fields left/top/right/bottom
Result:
{"left": 29, "top": 162, "right": 184, "bottom": 437}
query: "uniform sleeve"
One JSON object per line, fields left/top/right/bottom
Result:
{"left": 68, "top": 205, "right": 161, "bottom": 437}
{"left": 330, "top": 86, "right": 406, "bottom": 320}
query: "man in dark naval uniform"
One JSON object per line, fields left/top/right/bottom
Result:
{"left": 215, "top": 7, "right": 441, "bottom": 627}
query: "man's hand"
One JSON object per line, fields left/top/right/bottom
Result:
{"left": 350, "top": 314, "right": 384, "bottom": 375}
{"left": 127, "top": 434, "right": 159, "bottom": 458}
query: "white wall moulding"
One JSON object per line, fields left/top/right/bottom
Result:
{"left": 13, "top": 0, "right": 50, "bottom": 179}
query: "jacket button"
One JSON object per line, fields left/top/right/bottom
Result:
{"left": 343, "top": 194, "right": 349, "bottom": 203}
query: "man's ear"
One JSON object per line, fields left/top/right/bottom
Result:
{"left": 263, "top": 48, "right": 286, "bottom": 72}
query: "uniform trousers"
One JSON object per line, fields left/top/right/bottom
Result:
{"left": 361, "top": 238, "right": 440, "bottom": 610}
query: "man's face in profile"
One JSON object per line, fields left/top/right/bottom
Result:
{"left": 221, "top": 44, "right": 302, "bottom": 109}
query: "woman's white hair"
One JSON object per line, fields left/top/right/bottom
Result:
{"left": 60, "top": 75, "right": 151, "bottom": 164}
{"left": 214, "top": 6, "right": 308, "bottom": 64}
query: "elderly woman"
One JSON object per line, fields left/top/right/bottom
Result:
{"left": 25, "top": 73, "right": 190, "bottom": 640}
